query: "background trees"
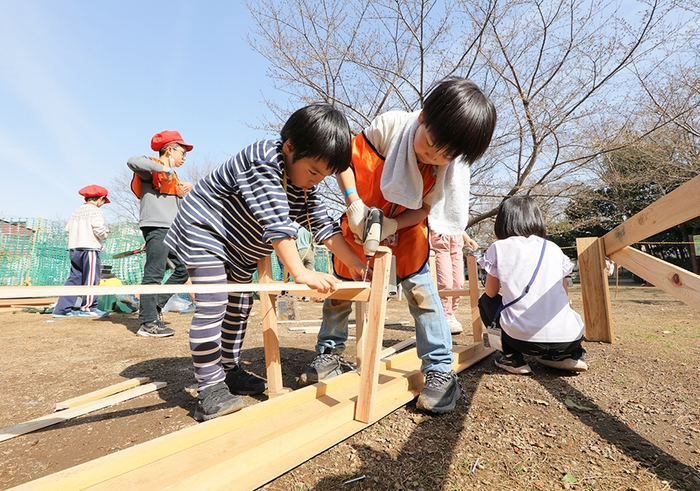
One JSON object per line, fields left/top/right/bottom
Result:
{"left": 246, "top": 0, "right": 699, "bottom": 238}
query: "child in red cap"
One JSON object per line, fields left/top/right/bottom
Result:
{"left": 127, "top": 131, "right": 194, "bottom": 337}
{"left": 53, "top": 185, "right": 111, "bottom": 318}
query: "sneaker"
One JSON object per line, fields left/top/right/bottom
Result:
{"left": 193, "top": 381, "right": 244, "bottom": 422}
{"left": 536, "top": 355, "right": 588, "bottom": 372}
{"left": 75, "top": 310, "right": 100, "bottom": 318}
{"left": 298, "top": 350, "right": 344, "bottom": 387}
{"left": 52, "top": 311, "right": 73, "bottom": 318}
{"left": 137, "top": 320, "right": 175, "bottom": 338}
{"left": 225, "top": 365, "right": 267, "bottom": 395}
{"left": 494, "top": 352, "right": 532, "bottom": 374}
{"left": 91, "top": 308, "right": 110, "bottom": 318}
{"left": 416, "top": 370, "right": 460, "bottom": 413}
{"left": 447, "top": 317, "right": 463, "bottom": 334}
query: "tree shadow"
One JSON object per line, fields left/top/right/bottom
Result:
{"left": 532, "top": 368, "right": 700, "bottom": 489}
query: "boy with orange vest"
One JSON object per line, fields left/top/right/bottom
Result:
{"left": 127, "top": 130, "right": 194, "bottom": 337}
{"left": 299, "top": 78, "right": 497, "bottom": 414}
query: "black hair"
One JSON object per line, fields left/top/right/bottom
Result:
{"left": 494, "top": 196, "right": 547, "bottom": 240}
{"left": 85, "top": 196, "right": 102, "bottom": 203}
{"left": 159, "top": 143, "right": 183, "bottom": 157}
{"left": 280, "top": 104, "right": 352, "bottom": 174}
{"left": 422, "top": 78, "right": 497, "bottom": 163}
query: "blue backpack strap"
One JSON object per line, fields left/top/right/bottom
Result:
{"left": 493, "top": 239, "right": 548, "bottom": 321}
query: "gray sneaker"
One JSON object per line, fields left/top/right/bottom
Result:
{"left": 193, "top": 381, "right": 244, "bottom": 422}
{"left": 536, "top": 355, "right": 588, "bottom": 372}
{"left": 298, "top": 350, "right": 344, "bottom": 387}
{"left": 416, "top": 370, "right": 460, "bottom": 414}
{"left": 137, "top": 320, "right": 175, "bottom": 338}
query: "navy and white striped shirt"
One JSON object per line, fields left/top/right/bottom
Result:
{"left": 164, "top": 140, "right": 339, "bottom": 282}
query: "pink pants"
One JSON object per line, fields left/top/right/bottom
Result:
{"left": 430, "top": 231, "right": 465, "bottom": 319}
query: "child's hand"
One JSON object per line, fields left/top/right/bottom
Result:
{"left": 294, "top": 270, "right": 338, "bottom": 294}
{"left": 177, "top": 182, "right": 193, "bottom": 198}
{"left": 346, "top": 258, "right": 369, "bottom": 281}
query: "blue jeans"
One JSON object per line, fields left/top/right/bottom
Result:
{"left": 315, "top": 264, "right": 453, "bottom": 373}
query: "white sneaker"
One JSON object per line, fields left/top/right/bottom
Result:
{"left": 536, "top": 356, "right": 588, "bottom": 372}
{"left": 447, "top": 317, "right": 463, "bottom": 334}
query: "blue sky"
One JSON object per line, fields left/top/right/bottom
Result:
{"left": 0, "top": 1, "right": 286, "bottom": 221}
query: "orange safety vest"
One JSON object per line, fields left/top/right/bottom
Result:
{"left": 333, "top": 132, "right": 437, "bottom": 280}
{"left": 130, "top": 157, "right": 182, "bottom": 198}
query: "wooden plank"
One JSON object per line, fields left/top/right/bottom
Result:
{"left": 55, "top": 377, "right": 150, "bottom": 411}
{"left": 603, "top": 173, "right": 700, "bottom": 255}
{"left": 380, "top": 337, "right": 416, "bottom": 359}
{"left": 0, "top": 382, "right": 166, "bottom": 443}
{"left": 7, "top": 342, "right": 492, "bottom": 491}
{"left": 0, "top": 282, "right": 371, "bottom": 300}
{"left": 355, "top": 301, "right": 367, "bottom": 371}
{"left": 257, "top": 256, "right": 290, "bottom": 397}
{"left": 0, "top": 298, "right": 57, "bottom": 308}
{"left": 610, "top": 246, "right": 700, "bottom": 310}
{"left": 467, "top": 256, "right": 482, "bottom": 342}
{"left": 437, "top": 288, "right": 471, "bottom": 297}
{"left": 355, "top": 247, "right": 392, "bottom": 423}
{"left": 576, "top": 237, "right": 614, "bottom": 343}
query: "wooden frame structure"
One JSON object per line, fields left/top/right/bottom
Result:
{"left": 2, "top": 249, "right": 491, "bottom": 490}
{"left": 577, "top": 174, "right": 700, "bottom": 342}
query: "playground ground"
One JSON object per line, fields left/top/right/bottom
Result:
{"left": 1, "top": 283, "right": 699, "bottom": 490}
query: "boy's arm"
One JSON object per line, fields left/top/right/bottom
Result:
{"left": 92, "top": 211, "right": 109, "bottom": 241}
{"left": 322, "top": 232, "right": 367, "bottom": 281}
{"left": 127, "top": 155, "right": 170, "bottom": 180}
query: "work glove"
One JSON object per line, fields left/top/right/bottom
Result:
{"left": 380, "top": 217, "right": 398, "bottom": 241}
{"left": 346, "top": 199, "right": 369, "bottom": 240}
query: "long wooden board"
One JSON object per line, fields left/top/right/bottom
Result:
{"left": 0, "top": 382, "right": 166, "bottom": 443}
{"left": 9, "top": 344, "right": 491, "bottom": 491}
{"left": 55, "top": 377, "right": 151, "bottom": 411}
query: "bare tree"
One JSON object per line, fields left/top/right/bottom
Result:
{"left": 246, "top": 0, "right": 691, "bottom": 230}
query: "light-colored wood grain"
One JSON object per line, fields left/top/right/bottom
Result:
{"left": 257, "top": 256, "right": 287, "bottom": 397}
{"left": 467, "top": 256, "right": 482, "bottom": 342}
{"left": 354, "top": 247, "right": 392, "bottom": 423}
{"left": 576, "top": 237, "right": 614, "bottom": 343}
{"left": 603, "top": 173, "right": 700, "bottom": 255}
{"left": 55, "top": 377, "right": 150, "bottom": 411}
{"left": 0, "top": 382, "right": 166, "bottom": 443}
{"left": 611, "top": 246, "right": 700, "bottom": 310}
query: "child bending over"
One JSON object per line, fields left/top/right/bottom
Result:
{"left": 164, "top": 104, "right": 366, "bottom": 421}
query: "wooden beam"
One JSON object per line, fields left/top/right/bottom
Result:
{"left": 0, "top": 382, "right": 166, "bottom": 443}
{"left": 603, "top": 173, "right": 700, "bottom": 255}
{"left": 610, "top": 246, "right": 700, "bottom": 310}
{"left": 0, "top": 281, "right": 371, "bottom": 300}
{"left": 467, "top": 256, "right": 482, "bottom": 343}
{"left": 355, "top": 301, "right": 367, "bottom": 371}
{"left": 8, "top": 343, "right": 492, "bottom": 491}
{"left": 257, "top": 256, "right": 291, "bottom": 397}
{"left": 380, "top": 337, "right": 416, "bottom": 359}
{"left": 355, "top": 247, "right": 392, "bottom": 424}
{"left": 55, "top": 377, "right": 150, "bottom": 411}
{"left": 576, "top": 237, "right": 614, "bottom": 343}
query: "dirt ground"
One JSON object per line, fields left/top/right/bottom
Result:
{"left": 1, "top": 283, "right": 700, "bottom": 490}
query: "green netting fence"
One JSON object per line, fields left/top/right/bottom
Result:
{"left": 0, "top": 218, "right": 333, "bottom": 287}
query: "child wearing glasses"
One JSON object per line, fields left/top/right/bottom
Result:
{"left": 164, "top": 104, "right": 367, "bottom": 421}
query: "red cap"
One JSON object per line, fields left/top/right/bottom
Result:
{"left": 150, "top": 130, "right": 194, "bottom": 152}
{"left": 79, "top": 184, "right": 110, "bottom": 204}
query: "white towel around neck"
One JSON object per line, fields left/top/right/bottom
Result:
{"left": 379, "top": 111, "right": 471, "bottom": 235}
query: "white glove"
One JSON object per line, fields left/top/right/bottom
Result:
{"left": 346, "top": 199, "right": 369, "bottom": 239}
{"left": 380, "top": 217, "right": 398, "bottom": 241}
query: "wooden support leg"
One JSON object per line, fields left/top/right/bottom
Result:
{"left": 257, "top": 256, "right": 292, "bottom": 397}
{"left": 467, "top": 255, "right": 482, "bottom": 343}
{"left": 355, "top": 247, "right": 392, "bottom": 423}
{"left": 576, "top": 237, "right": 615, "bottom": 343}
{"left": 355, "top": 301, "right": 367, "bottom": 371}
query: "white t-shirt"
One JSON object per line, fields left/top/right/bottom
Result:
{"left": 478, "top": 235, "right": 584, "bottom": 343}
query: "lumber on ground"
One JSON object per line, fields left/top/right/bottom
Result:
{"left": 0, "top": 382, "right": 166, "bottom": 443}
{"left": 55, "top": 377, "right": 150, "bottom": 411}
{"left": 8, "top": 343, "right": 491, "bottom": 491}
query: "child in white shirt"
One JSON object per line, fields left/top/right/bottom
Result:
{"left": 477, "top": 196, "right": 587, "bottom": 374}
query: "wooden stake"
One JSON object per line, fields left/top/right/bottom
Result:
{"left": 576, "top": 237, "right": 614, "bottom": 342}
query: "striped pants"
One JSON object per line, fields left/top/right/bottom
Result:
{"left": 188, "top": 263, "right": 253, "bottom": 389}
{"left": 53, "top": 249, "right": 101, "bottom": 315}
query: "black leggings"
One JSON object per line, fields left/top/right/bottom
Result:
{"left": 478, "top": 293, "right": 585, "bottom": 359}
